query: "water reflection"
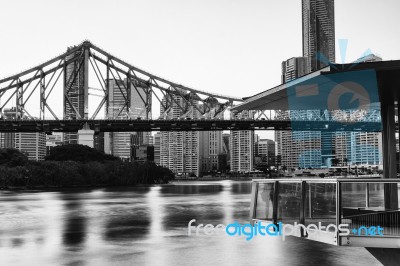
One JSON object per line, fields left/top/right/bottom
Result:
{"left": 0, "top": 181, "right": 381, "bottom": 266}
{"left": 61, "top": 196, "right": 87, "bottom": 248}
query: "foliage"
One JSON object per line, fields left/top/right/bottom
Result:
{"left": 0, "top": 148, "right": 28, "bottom": 167}
{"left": 45, "top": 144, "right": 118, "bottom": 162}
{"left": 0, "top": 145, "right": 175, "bottom": 188}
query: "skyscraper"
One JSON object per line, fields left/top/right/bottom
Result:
{"left": 276, "top": 0, "right": 336, "bottom": 169}
{"left": 104, "top": 79, "right": 151, "bottom": 160}
{"left": 64, "top": 47, "right": 87, "bottom": 144}
{"left": 331, "top": 55, "right": 384, "bottom": 167}
{"left": 302, "top": 0, "right": 335, "bottom": 72}
{"left": 0, "top": 108, "right": 46, "bottom": 161}
{"left": 256, "top": 139, "right": 277, "bottom": 166}
{"left": 160, "top": 91, "right": 200, "bottom": 177}
{"left": 281, "top": 57, "right": 308, "bottom": 84}
{"left": 154, "top": 132, "right": 161, "bottom": 165}
{"left": 230, "top": 110, "right": 255, "bottom": 173}
{"left": 199, "top": 131, "right": 224, "bottom": 175}
{"left": 14, "top": 133, "right": 46, "bottom": 161}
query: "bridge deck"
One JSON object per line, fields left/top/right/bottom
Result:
{"left": 0, "top": 119, "right": 385, "bottom": 132}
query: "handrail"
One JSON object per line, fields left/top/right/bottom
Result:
{"left": 252, "top": 178, "right": 400, "bottom": 183}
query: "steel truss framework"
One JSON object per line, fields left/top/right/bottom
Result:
{"left": 0, "top": 40, "right": 242, "bottom": 123}
{"left": 0, "top": 40, "right": 383, "bottom": 132}
{"left": 0, "top": 119, "right": 386, "bottom": 133}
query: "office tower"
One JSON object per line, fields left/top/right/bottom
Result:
{"left": 278, "top": 60, "right": 323, "bottom": 168}
{"left": 222, "top": 133, "right": 230, "bottom": 169}
{"left": 256, "top": 139, "right": 277, "bottom": 166}
{"left": 93, "top": 133, "right": 104, "bottom": 152}
{"left": 302, "top": 0, "right": 335, "bottom": 72}
{"left": 275, "top": 0, "right": 335, "bottom": 169}
{"left": 230, "top": 111, "right": 255, "bottom": 172}
{"left": 46, "top": 133, "right": 63, "bottom": 156}
{"left": 275, "top": 110, "right": 323, "bottom": 169}
{"left": 154, "top": 132, "right": 161, "bottom": 165}
{"left": 64, "top": 47, "right": 86, "bottom": 144}
{"left": 0, "top": 133, "right": 15, "bottom": 149}
{"left": 14, "top": 133, "right": 46, "bottom": 161}
{"left": 104, "top": 79, "right": 151, "bottom": 160}
{"left": 199, "top": 131, "right": 224, "bottom": 175}
{"left": 131, "top": 145, "right": 154, "bottom": 162}
{"left": 281, "top": 57, "right": 308, "bottom": 84}
{"left": 330, "top": 55, "right": 383, "bottom": 167}
{"left": 198, "top": 98, "right": 226, "bottom": 175}
{"left": 160, "top": 90, "right": 200, "bottom": 177}
{"left": 0, "top": 108, "right": 46, "bottom": 161}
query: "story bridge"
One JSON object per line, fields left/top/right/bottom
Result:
{"left": 0, "top": 41, "right": 383, "bottom": 132}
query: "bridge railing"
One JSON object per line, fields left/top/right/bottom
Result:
{"left": 250, "top": 178, "right": 400, "bottom": 247}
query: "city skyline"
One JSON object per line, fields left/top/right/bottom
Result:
{"left": 1, "top": 1, "right": 400, "bottom": 140}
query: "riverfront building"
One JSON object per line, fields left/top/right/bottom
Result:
{"left": 302, "top": 0, "right": 335, "bottom": 72}
{"left": 276, "top": 0, "right": 335, "bottom": 169}
{"left": 64, "top": 47, "right": 86, "bottom": 145}
{"left": 104, "top": 79, "right": 151, "bottom": 160}
{"left": 0, "top": 108, "right": 46, "bottom": 161}
{"left": 159, "top": 90, "right": 201, "bottom": 177}
{"left": 230, "top": 110, "right": 255, "bottom": 173}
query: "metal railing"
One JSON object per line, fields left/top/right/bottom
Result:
{"left": 250, "top": 178, "right": 400, "bottom": 247}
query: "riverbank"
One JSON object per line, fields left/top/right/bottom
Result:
{"left": 0, "top": 146, "right": 175, "bottom": 189}
{"left": 0, "top": 160, "right": 174, "bottom": 189}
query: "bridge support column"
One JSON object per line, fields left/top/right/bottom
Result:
{"left": 381, "top": 96, "right": 398, "bottom": 210}
{"left": 83, "top": 46, "right": 89, "bottom": 119}
{"left": 397, "top": 100, "right": 400, "bottom": 173}
{"left": 78, "top": 122, "right": 94, "bottom": 148}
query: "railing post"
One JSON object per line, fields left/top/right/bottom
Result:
{"left": 300, "top": 181, "right": 307, "bottom": 236}
{"left": 272, "top": 181, "right": 279, "bottom": 226}
{"left": 309, "top": 184, "right": 312, "bottom": 219}
{"left": 249, "top": 182, "right": 258, "bottom": 225}
{"left": 366, "top": 183, "right": 370, "bottom": 208}
{"left": 335, "top": 181, "right": 342, "bottom": 246}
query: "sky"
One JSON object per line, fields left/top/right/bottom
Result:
{"left": 1, "top": 0, "right": 400, "bottom": 139}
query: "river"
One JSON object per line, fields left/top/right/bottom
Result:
{"left": 0, "top": 181, "right": 380, "bottom": 265}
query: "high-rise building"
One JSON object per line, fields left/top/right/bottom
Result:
{"left": 331, "top": 55, "right": 383, "bottom": 167}
{"left": 275, "top": 111, "right": 322, "bottom": 169}
{"left": 131, "top": 145, "right": 154, "bottom": 162}
{"left": 199, "top": 131, "right": 224, "bottom": 175}
{"left": 93, "top": 133, "right": 104, "bottom": 152}
{"left": 46, "top": 133, "right": 63, "bottom": 156}
{"left": 275, "top": 0, "right": 335, "bottom": 169}
{"left": 222, "top": 133, "right": 230, "bottom": 169}
{"left": 64, "top": 47, "right": 87, "bottom": 145}
{"left": 0, "top": 108, "right": 46, "bottom": 161}
{"left": 256, "top": 139, "right": 277, "bottom": 166}
{"left": 230, "top": 111, "right": 254, "bottom": 172}
{"left": 14, "top": 133, "right": 46, "bottom": 161}
{"left": 104, "top": 79, "right": 151, "bottom": 160}
{"left": 160, "top": 90, "right": 200, "bottom": 177}
{"left": 0, "top": 132, "right": 15, "bottom": 149}
{"left": 281, "top": 57, "right": 308, "bottom": 84}
{"left": 154, "top": 132, "right": 161, "bottom": 165}
{"left": 302, "top": 0, "right": 335, "bottom": 72}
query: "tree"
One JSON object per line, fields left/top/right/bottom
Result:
{"left": 0, "top": 148, "right": 28, "bottom": 167}
{"left": 45, "top": 144, "right": 119, "bottom": 162}
{"left": 331, "top": 158, "right": 340, "bottom": 166}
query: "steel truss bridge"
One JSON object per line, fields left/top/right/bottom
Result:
{"left": 0, "top": 119, "right": 385, "bottom": 133}
{"left": 0, "top": 41, "right": 383, "bottom": 132}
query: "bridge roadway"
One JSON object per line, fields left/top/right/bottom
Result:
{"left": 0, "top": 119, "right": 385, "bottom": 133}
